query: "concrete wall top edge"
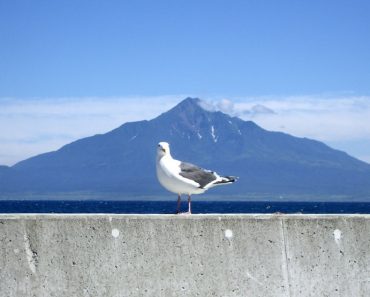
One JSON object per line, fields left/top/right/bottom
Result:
{"left": 1, "top": 213, "right": 370, "bottom": 220}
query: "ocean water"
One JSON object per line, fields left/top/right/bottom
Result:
{"left": 0, "top": 200, "right": 370, "bottom": 214}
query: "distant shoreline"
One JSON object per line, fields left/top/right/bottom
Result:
{"left": 0, "top": 193, "right": 369, "bottom": 202}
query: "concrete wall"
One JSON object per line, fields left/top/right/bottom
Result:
{"left": 0, "top": 214, "right": 369, "bottom": 297}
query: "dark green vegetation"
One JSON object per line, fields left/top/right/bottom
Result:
{"left": 1, "top": 98, "right": 370, "bottom": 199}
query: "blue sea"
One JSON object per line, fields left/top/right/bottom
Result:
{"left": 0, "top": 200, "right": 370, "bottom": 214}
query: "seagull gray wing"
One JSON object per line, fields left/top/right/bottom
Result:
{"left": 179, "top": 162, "right": 217, "bottom": 188}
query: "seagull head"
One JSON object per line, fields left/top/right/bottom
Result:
{"left": 157, "top": 142, "right": 171, "bottom": 158}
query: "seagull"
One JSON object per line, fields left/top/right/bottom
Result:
{"left": 156, "top": 142, "right": 237, "bottom": 214}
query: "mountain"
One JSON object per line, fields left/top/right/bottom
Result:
{"left": 1, "top": 97, "right": 370, "bottom": 198}
{"left": 0, "top": 166, "right": 10, "bottom": 178}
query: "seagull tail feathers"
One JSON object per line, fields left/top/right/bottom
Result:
{"left": 214, "top": 176, "right": 238, "bottom": 185}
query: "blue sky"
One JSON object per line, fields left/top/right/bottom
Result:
{"left": 1, "top": 0, "right": 370, "bottom": 165}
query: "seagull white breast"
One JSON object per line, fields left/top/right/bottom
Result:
{"left": 156, "top": 155, "right": 206, "bottom": 195}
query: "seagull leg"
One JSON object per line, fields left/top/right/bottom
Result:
{"left": 176, "top": 194, "right": 181, "bottom": 214}
{"left": 187, "top": 194, "right": 192, "bottom": 214}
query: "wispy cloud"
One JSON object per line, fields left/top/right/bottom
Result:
{"left": 204, "top": 95, "right": 370, "bottom": 141}
{"left": 1, "top": 95, "right": 370, "bottom": 165}
{"left": 0, "top": 96, "right": 183, "bottom": 165}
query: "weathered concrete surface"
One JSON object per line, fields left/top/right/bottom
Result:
{"left": 0, "top": 214, "right": 369, "bottom": 297}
